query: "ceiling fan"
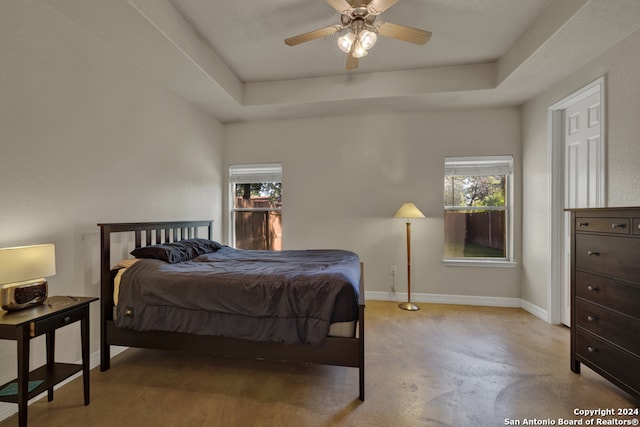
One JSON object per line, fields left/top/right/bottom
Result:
{"left": 284, "top": 0, "right": 431, "bottom": 70}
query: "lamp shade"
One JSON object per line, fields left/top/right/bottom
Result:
{"left": 359, "top": 30, "right": 377, "bottom": 50}
{"left": 337, "top": 32, "right": 355, "bottom": 53}
{"left": 0, "top": 244, "right": 56, "bottom": 285}
{"left": 393, "top": 203, "right": 425, "bottom": 219}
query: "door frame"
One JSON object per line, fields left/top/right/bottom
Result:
{"left": 547, "top": 76, "right": 606, "bottom": 324}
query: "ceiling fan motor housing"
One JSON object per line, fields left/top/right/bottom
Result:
{"left": 340, "top": 6, "right": 377, "bottom": 30}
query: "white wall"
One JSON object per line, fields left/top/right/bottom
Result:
{"left": 0, "top": 0, "right": 225, "bottom": 411}
{"left": 225, "top": 108, "right": 522, "bottom": 301}
{"left": 521, "top": 28, "right": 640, "bottom": 311}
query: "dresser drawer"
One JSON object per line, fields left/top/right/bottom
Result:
{"left": 576, "top": 216, "right": 630, "bottom": 235}
{"left": 575, "top": 329, "right": 640, "bottom": 392}
{"left": 30, "top": 305, "right": 85, "bottom": 337}
{"left": 575, "top": 234, "right": 640, "bottom": 282}
{"left": 633, "top": 218, "right": 640, "bottom": 235}
{"left": 575, "top": 299, "right": 640, "bottom": 355}
{"left": 575, "top": 271, "right": 640, "bottom": 319}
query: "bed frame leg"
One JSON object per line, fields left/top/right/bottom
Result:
{"left": 359, "top": 367, "right": 364, "bottom": 401}
{"left": 100, "top": 317, "right": 110, "bottom": 371}
{"left": 358, "top": 300, "right": 365, "bottom": 401}
{"left": 100, "top": 342, "right": 110, "bottom": 371}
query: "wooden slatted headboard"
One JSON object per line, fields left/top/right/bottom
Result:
{"left": 97, "top": 221, "right": 213, "bottom": 356}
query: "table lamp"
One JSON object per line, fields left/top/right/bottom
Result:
{"left": 0, "top": 244, "right": 56, "bottom": 311}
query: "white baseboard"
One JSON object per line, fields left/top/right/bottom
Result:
{"left": 366, "top": 291, "right": 549, "bottom": 321}
{"left": 366, "top": 291, "right": 522, "bottom": 307}
{"left": 0, "top": 346, "right": 129, "bottom": 423}
{"left": 0, "top": 399, "right": 18, "bottom": 422}
{"left": 520, "top": 299, "right": 549, "bottom": 322}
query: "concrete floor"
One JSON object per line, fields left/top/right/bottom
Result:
{"left": 1, "top": 301, "right": 636, "bottom": 426}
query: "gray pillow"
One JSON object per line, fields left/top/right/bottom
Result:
{"left": 130, "top": 238, "right": 221, "bottom": 263}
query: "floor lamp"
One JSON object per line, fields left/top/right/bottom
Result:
{"left": 393, "top": 203, "right": 425, "bottom": 311}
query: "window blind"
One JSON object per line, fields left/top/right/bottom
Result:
{"left": 229, "top": 163, "right": 282, "bottom": 184}
{"left": 444, "top": 156, "right": 513, "bottom": 176}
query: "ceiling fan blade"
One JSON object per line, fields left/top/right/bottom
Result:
{"left": 368, "top": 0, "right": 400, "bottom": 14}
{"left": 346, "top": 52, "right": 359, "bottom": 70}
{"left": 326, "top": 0, "right": 353, "bottom": 15}
{"left": 377, "top": 22, "right": 432, "bottom": 45}
{"left": 284, "top": 25, "right": 341, "bottom": 46}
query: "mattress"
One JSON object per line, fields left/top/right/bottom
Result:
{"left": 114, "top": 267, "right": 356, "bottom": 338}
{"left": 113, "top": 246, "right": 360, "bottom": 345}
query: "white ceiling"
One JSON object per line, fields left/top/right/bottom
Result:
{"left": 169, "top": 0, "right": 549, "bottom": 82}
{"left": 43, "top": 0, "right": 640, "bottom": 123}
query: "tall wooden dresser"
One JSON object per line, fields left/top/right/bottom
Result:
{"left": 569, "top": 207, "right": 640, "bottom": 400}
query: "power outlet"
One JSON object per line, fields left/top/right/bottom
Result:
{"left": 389, "top": 265, "right": 397, "bottom": 276}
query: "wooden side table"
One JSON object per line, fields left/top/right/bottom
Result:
{"left": 0, "top": 296, "right": 98, "bottom": 427}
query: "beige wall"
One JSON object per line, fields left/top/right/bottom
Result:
{"left": 521, "top": 28, "right": 640, "bottom": 312}
{"left": 0, "top": 0, "right": 225, "bottom": 406}
{"left": 225, "top": 108, "right": 522, "bottom": 300}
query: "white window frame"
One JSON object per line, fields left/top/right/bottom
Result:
{"left": 443, "top": 155, "right": 515, "bottom": 267}
{"left": 228, "top": 163, "right": 282, "bottom": 248}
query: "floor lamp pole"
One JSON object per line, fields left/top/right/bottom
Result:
{"left": 399, "top": 220, "right": 419, "bottom": 311}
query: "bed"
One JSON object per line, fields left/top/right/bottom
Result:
{"left": 98, "top": 221, "right": 365, "bottom": 400}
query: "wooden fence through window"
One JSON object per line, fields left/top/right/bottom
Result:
{"left": 444, "top": 210, "right": 505, "bottom": 255}
{"left": 234, "top": 197, "right": 282, "bottom": 250}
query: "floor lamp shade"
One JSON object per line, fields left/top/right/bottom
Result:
{"left": 0, "top": 244, "right": 56, "bottom": 311}
{"left": 393, "top": 203, "right": 425, "bottom": 311}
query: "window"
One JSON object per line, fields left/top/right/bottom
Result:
{"left": 229, "top": 164, "right": 282, "bottom": 250}
{"left": 443, "top": 156, "right": 513, "bottom": 263}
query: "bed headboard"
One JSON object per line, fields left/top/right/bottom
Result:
{"left": 97, "top": 220, "right": 213, "bottom": 319}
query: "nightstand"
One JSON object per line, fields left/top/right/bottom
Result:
{"left": 0, "top": 296, "right": 98, "bottom": 427}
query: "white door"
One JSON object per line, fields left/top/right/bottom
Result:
{"left": 561, "top": 88, "right": 604, "bottom": 325}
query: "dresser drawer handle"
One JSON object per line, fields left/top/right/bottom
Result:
{"left": 587, "top": 250, "right": 600, "bottom": 256}
{"left": 578, "top": 221, "right": 589, "bottom": 227}
{"left": 587, "top": 315, "right": 597, "bottom": 322}
{"left": 611, "top": 223, "right": 626, "bottom": 229}
{"left": 63, "top": 316, "right": 71, "bottom": 323}
{"left": 587, "top": 285, "right": 599, "bottom": 292}
{"left": 587, "top": 346, "right": 597, "bottom": 353}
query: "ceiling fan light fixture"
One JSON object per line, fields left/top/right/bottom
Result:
{"left": 337, "top": 32, "right": 355, "bottom": 53}
{"left": 359, "top": 30, "right": 377, "bottom": 50}
{"left": 352, "top": 40, "right": 368, "bottom": 58}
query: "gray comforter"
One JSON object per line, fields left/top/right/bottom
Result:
{"left": 115, "top": 246, "right": 361, "bottom": 345}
